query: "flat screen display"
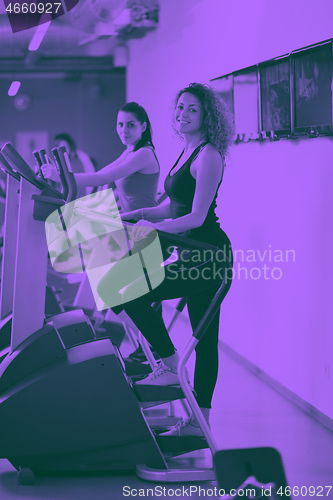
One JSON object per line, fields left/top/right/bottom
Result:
{"left": 260, "top": 58, "right": 290, "bottom": 133}
{"left": 294, "top": 44, "right": 332, "bottom": 128}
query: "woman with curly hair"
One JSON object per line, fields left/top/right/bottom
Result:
{"left": 98, "top": 83, "right": 234, "bottom": 436}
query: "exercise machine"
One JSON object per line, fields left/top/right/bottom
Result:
{"left": 0, "top": 144, "right": 289, "bottom": 493}
{"left": 0, "top": 148, "right": 65, "bottom": 351}
{"left": 0, "top": 144, "right": 220, "bottom": 483}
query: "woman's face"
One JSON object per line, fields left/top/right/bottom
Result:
{"left": 174, "top": 92, "right": 204, "bottom": 136}
{"left": 117, "top": 111, "right": 147, "bottom": 148}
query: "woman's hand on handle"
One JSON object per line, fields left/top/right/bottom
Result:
{"left": 121, "top": 201, "right": 172, "bottom": 223}
{"left": 130, "top": 220, "right": 160, "bottom": 242}
{"left": 41, "top": 163, "right": 60, "bottom": 183}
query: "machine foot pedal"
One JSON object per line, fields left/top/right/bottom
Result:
{"left": 125, "top": 360, "right": 152, "bottom": 376}
{"left": 146, "top": 416, "right": 181, "bottom": 430}
{"left": 134, "top": 384, "right": 185, "bottom": 402}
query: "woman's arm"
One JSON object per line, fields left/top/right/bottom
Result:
{"left": 76, "top": 150, "right": 97, "bottom": 174}
{"left": 75, "top": 147, "right": 156, "bottom": 188}
{"left": 121, "top": 200, "right": 171, "bottom": 222}
{"left": 41, "top": 151, "right": 126, "bottom": 184}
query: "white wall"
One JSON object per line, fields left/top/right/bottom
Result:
{"left": 126, "top": 0, "right": 333, "bottom": 419}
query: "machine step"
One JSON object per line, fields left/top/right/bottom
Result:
{"left": 146, "top": 416, "right": 181, "bottom": 430}
{"left": 134, "top": 384, "right": 186, "bottom": 402}
{"left": 125, "top": 360, "right": 152, "bottom": 376}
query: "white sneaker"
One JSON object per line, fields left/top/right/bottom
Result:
{"left": 159, "top": 417, "right": 205, "bottom": 437}
{"left": 135, "top": 361, "right": 180, "bottom": 386}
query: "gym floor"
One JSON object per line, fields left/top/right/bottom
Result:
{"left": 0, "top": 304, "right": 332, "bottom": 499}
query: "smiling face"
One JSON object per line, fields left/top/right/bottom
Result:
{"left": 174, "top": 92, "right": 204, "bottom": 136}
{"left": 116, "top": 111, "right": 147, "bottom": 148}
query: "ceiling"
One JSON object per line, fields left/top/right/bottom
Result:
{"left": 0, "top": 0, "right": 159, "bottom": 73}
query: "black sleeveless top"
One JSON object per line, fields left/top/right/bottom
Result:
{"left": 164, "top": 142, "right": 224, "bottom": 246}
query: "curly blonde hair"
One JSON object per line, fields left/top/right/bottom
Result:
{"left": 173, "top": 82, "right": 234, "bottom": 157}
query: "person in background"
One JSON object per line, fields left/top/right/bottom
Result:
{"left": 53, "top": 133, "right": 96, "bottom": 197}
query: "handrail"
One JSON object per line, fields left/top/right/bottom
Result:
{"left": 32, "top": 150, "right": 46, "bottom": 180}
{"left": 2, "top": 143, "right": 41, "bottom": 184}
{"left": 0, "top": 153, "right": 20, "bottom": 181}
{"left": 178, "top": 275, "right": 231, "bottom": 457}
{"left": 1, "top": 144, "right": 62, "bottom": 198}
{"left": 56, "top": 146, "right": 77, "bottom": 203}
{"left": 51, "top": 147, "right": 69, "bottom": 202}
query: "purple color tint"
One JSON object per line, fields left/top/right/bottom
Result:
{"left": 28, "top": 20, "right": 51, "bottom": 50}
{"left": 125, "top": 0, "right": 333, "bottom": 423}
{"left": 7, "top": 81, "right": 21, "bottom": 96}
{"left": 0, "top": 0, "right": 332, "bottom": 491}
{"left": 64, "top": 0, "right": 80, "bottom": 10}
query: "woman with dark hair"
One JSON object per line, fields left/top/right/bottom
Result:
{"left": 54, "top": 133, "right": 78, "bottom": 153}
{"left": 42, "top": 102, "right": 161, "bottom": 363}
{"left": 42, "top": 102, "right": 160, "bottom": 213}
{"left": 97, "top": 83, "right": 234, "bottom": 436}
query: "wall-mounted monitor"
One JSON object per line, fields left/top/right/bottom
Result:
{"left": 292, "top": 42, "right": 332, "bottom": 133}
{"left": 233, "top": 68, "right": 259, "bottom": 138}
{"left": 210, "top": 75, "right": 234, "bottom": 115}
{"left": 260, "top": 56, "right": 290, "bottom": 137}
{"left": 210, "top": 39, "right": 333, "bottom": 143}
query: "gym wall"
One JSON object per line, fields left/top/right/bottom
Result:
{"left": 125, "top": 0, "right": 333, "bottom": 421}
{"left": 0, "top": 72, "right": 126, "bottom": 169}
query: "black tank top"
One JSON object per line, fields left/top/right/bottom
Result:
{"left": 164, "top": 142, "right": 224, "bottom": 245}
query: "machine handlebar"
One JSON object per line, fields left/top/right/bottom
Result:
{"left": 0, "top": 152, "right": 20, "bottom": 181}
{"left": 51, "top": 147, "right": 69, "bottom": 201}
{"left": 56, "top": 146, "right": 77, "bottom": 203}
{"left": 32, "top": 150, "right": 45, "bottom": 180}
{"left": 1, "top": 143, "right": 62, "bottom": 198}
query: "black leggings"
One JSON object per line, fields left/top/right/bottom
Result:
{"left": 98, "top": 231, "right": 233, "bottom": 408}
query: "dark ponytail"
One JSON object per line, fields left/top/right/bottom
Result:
{"left": 120, "top": 102, "right": 154, "bottom": 151}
